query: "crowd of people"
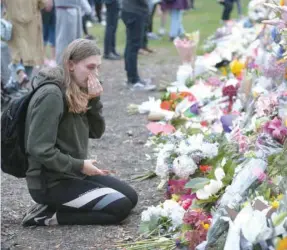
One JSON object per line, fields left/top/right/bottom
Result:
{"left": 1, "top": 0, "right": 244, "bottom": 103}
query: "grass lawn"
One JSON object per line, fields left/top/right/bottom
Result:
{"left": 89, "top": 0, "right": 249, "bottom": 55}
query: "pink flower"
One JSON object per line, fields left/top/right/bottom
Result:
{"left": 263, "top": 117, "right": 287, "bottom": 144}
{"left": 253, "top": 167, "right": 267, "bottom": 182}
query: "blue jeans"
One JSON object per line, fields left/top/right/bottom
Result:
{"left": 170, "top": 9, "right": 184, "bottom": 38}
{"left": 122, "top": 11, "right": 146, "bottom": 83}
{"left": 104, "top": 0, "right": 120, "bottom": 55}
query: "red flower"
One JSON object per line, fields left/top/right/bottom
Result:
{"left": 160, "top": 101, "right": 172, "bottom": 110}
{"left": 199, "top": 165, "right": 211, "bottom": 172}
{"left": 200, "top": 121, "right": 208, "bottom": 127}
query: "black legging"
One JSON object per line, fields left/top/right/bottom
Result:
{"left": 29, "top": 175, "right": 138, "bottom": 225}
{"left": 221, "top": 0, "right": 234, "bottom": 21}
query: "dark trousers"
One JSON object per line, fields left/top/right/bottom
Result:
{"left": 122, "top": 11, "right": 146, "bottom": 83}
{"left": 104, "top": 1, "right": 120, "bottom": 55}
{"left": 29, "top": 175, "right": 138, "bottom": 225}
{"left": 221, "top": 0, "right": 234, "bottom": 21}
{"left": 95, "top": 2, "right": 103, "bottom": 22}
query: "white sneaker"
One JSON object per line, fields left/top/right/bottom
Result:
{"left": 128, "top": 80, "right": 156, "bottom": 91}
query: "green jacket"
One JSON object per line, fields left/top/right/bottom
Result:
{"left": 25, "top": 67, "right": 105, "bottom": 190}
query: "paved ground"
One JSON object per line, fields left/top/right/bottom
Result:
{"left": 1, "top": 49, "right": 180, "bottom": 250}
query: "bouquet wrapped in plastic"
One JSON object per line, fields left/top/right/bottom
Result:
{"left": 173, "top": 31, "right": 200, "bottom": 65}
{"left": 205, "top": 158, "right": 268, "bottom": 246}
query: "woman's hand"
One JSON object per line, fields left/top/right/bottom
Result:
{"left": 81, "top": 160, "right": 108, "bottom": 176}
{"left": 87, "top": 74, "right": 103, "bottom": 99}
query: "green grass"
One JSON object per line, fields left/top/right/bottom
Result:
{"left": 89, "top": 0, "right": 249, "bottom": 55}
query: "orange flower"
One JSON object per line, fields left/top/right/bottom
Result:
{"left": 277, "top": 237, "right": 287, "bottom": 250}
{"left": 170, "top": 92, "right": 178, "bottom": 100}
{"left": 161, "top": 101, "right": 172, "bottom": 110}
{"left": 199, "top": 165, "right": 211, "bottom": 172}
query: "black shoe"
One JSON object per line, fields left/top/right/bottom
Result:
{"left": 104, "top": 53, "right": 121, "bottom": 60}
{"left": 22, "top": 204, "right": 49, "bottom": 227}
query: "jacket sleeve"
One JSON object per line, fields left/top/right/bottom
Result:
{"left": 87, "top": 97, "right": 105, "bottom": 139}
{"left": 26, "top": 92, "right": 84, "bottom": 173}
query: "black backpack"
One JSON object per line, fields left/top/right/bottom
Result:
{"left": 1, "top": 80, "right": 62, "bottom": 178}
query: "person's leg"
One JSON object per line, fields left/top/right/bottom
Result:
{"left": 110, "top": 0, "right": 120, "bottom": 54}
{"left": 222, "top": 0, "right": 233, "bottom": 22}
{"left": 85, "top": 175, "right": 138, "bottom": 208}
{"left": 122, "top": 11, "right": 144, "bottom": 83}
{"left": 82, "top": 15, "right": 89, "bottom": 36}
{"left": 104, "top": 2, "right": 113, "bottom": 55}
{"left": 169, "top": 9, "right": 179, "bottom": 39}
{"left": 95, "top": 2, "right": 102, "bottom": 23}
{"left": 236, "top": 0, "right": 242, "bottom": 17}
{"left": 24, "top": 178, "right": 134, "bottom": 226}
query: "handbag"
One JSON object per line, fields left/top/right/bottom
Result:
{"left": 1, "top": 19, "right": 13, "bottom": 41}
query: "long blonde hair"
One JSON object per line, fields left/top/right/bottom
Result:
{"left": 62, "top": 39, "right": 101, "bottom": 113}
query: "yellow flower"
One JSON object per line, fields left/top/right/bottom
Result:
{"left": 280, "top": 0, "right": 285, "bottom": 6}
{"left": 171, "top": 194, "right": 180, "bottom": 202}
{"left": 230, "top": 60, "right": 245, "bottom": 77}
{"left": 277, "top": 237, "right": 287, "bottom": 250}
{"left": 203, "top": 223, "right": 210, "bottom": 230}
{"left": 271, "top": 200, "right": 280, "bottom": 209}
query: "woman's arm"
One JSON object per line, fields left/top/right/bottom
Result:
{"left": 26, "top": 92, "right": 84, "bottom": 173}
{"left": 87, "top": 97, "right": 105, "bottom": 139}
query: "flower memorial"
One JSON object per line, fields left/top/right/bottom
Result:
{"left": 119, "top": 0, "right": 287, "bottom": 249}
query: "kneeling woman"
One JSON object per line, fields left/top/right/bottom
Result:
{"left": 22, "top": 39, "right": 138, "bottom": 226}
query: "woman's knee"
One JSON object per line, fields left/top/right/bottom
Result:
{"left": 127, "top": 187, "right": 138, "bottom": 208}
{"left": 103, "top": 196, "right": 133, "bottom": 222}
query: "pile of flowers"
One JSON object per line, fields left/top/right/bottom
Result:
{"left": 120, "top": 0, "right": 287, "bottom": 249}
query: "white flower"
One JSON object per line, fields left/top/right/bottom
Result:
{"left": 155, "top": 153, "right": 169, "bottom": 179}
{"left": 196, "top": 180, "right": 223, "bottom": 200}
{"left": 215, "top": 168, "right": 225, "bottom": 181}
{"left": 162, "top": 200, "right": 185, "bottom": 228}
{"left": 196, "top": 168, "right": 225, "bottom": 200}
{"left": 172, "top": 155, "right": 197, "bottom": 179}
{"left": 176, "top": 140, "right": 192, "bottom": 155}
{"left": 141, "top": 206, "right": 166, "bottom": 222}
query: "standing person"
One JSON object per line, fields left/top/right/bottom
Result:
{"left": 42, "top": 0, "right": 57, "bottom": 67}
{"left": 121, "top": 0, "right": 156, "bottom": 90}
{"left": 21, "top": 39, "right": 138, "bottom": 227}
{"left": 103, "top": 0, "right": 121, "bottom": 60}
{"left": 161, "top": 0, "right": 189, "bottom": 41}
{"left": 55, "top": 0, "right": 91, "bottom": 65}
{"left": 3, "top": 0, "right": 50, "bottom": 80}
{"left": 219, "top": 0, "right": 235, "bottom": 23}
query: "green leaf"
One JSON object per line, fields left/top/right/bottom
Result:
{"left": 139, "top": 222, "right": 152, "bottom": 235}
{"left": 185, "top": 177, "right": 210, "bottom": 189}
